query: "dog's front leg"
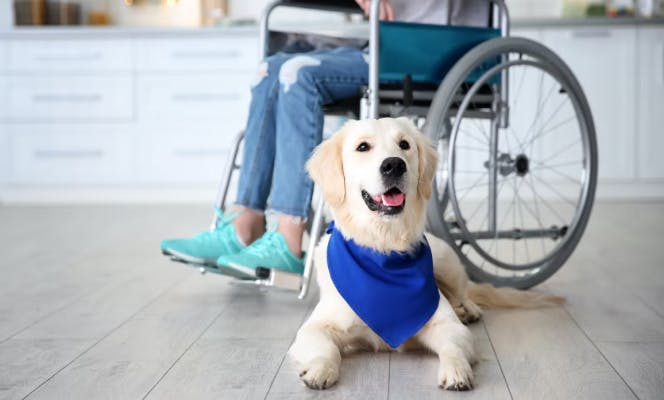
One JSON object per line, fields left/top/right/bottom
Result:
{"left": 289, "top": 320, "right": 342, "bottom": 390}
{"left": 415, "top": 300, "right": 475, "bottom": 390}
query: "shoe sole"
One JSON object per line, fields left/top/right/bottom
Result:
{"left": 224, "top": 261, "right": 304, "bottom": 280}
{"left": 161, "top": 248, "right": 217, "bottom": 267}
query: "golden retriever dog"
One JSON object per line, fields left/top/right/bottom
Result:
{"left": 291, "top": 117, "right": 562, "bottom": 391}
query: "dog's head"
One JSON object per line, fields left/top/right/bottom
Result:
{"left": 307, "top": 117, "right": 438, "bottom": 253}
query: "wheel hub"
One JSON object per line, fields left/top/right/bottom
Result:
{"left": 514, "top": 154, "right": 529, "bottom": 176}
{"left": 485, "top": 153, "right": 530, "bottom": 177}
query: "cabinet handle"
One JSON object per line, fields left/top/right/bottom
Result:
{"left": 35, "top": 52, "right": 103, "bottom": 62}
{"left": 171, "top": 50, "right": 241, "bottom": 60}
{"left": 33, "top": 94, "right": 102, "bottom": 103}
{"left": 572, "top": 29, "right": 611, "bottom": 38}
{"left": 171, "top": 93, "right": 241, "bottom": 102}
{"left": 172, "top": 149, "right": 226, "bottom": 157}
{"left": 34, "top": 150, "right": 104, "bottom": 159}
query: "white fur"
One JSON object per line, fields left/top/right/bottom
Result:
{"left": 291, "top": 118, "right": 479, "bottom": 390}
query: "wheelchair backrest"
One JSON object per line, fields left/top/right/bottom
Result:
{"left": 379, "top": 21, "right": 500, "bottom": 84}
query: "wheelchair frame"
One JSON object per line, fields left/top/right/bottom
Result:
{"left": 174, "top": 0, "right": 596, "bottom": 298}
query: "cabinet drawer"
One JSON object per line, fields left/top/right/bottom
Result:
{"left": 138, "top": 133, "right": 230, "bottom": 183}
{"left": 6, "top": 39, "right": 133, "bottom": 72}
{"left": 0, "top": 75, "right": 133, "bottom": 121}
{"left": 137, "top": 74, "right": 251, "bottom": 123}
{"left": 135, "top": 37, "right": 258, "bottom": 71}
{"left": 9, "top": 133, "right": 133, "bottom": 184}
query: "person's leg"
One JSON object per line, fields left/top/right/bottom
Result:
{"left": 217, "top": 48, "right": 369, "bottom": 275}
{"left": 160, "top": 53, "right": 292, "bottom": 265}
{"left": 271, "top": 47, "right": 369, "bottom": 256}
{"left": 232, "top": 53, "right": 291, "bottom": 244}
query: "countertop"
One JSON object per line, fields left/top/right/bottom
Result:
{"left": 0, "top": 16, "right": 662, "bottom": 39}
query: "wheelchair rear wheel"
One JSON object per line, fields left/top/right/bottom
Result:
{"left": 425, "top": 37, "right": 598, "bottom": 289}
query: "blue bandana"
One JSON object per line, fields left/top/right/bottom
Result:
{"left": 326, "top": 221, "right": 440, "bottom": 348}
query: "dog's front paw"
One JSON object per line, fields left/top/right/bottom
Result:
{"left": 438, "top": 356, "right": 473, "bottom": 391}
{"left": 454, "top": 300, "right": 482, "bottom": 324}
{"left": 298, "top": 357, "right": 339, "bottom": 390}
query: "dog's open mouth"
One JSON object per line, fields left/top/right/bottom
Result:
{"left": 361, "top": 187, "right": 405, "bottom": 215}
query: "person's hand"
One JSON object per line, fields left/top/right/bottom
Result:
{"left": 354, "top": 0, "right": 394, "bottom": 21}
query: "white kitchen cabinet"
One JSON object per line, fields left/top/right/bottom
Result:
{"left": 637, "top": 26, "right": 664, "bottom": 179}
{"left": 5, "top": 39, "right": 133, "bottom": 72}
{"left": 0, "top": 24, "right": 662, "bottom": 202}
{"left": 540, "top": 26, "right": 638, "bottom": 181}
{"left": 8, "top": 127, "right": 135, "bottom": 184}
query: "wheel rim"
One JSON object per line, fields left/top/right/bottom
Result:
{"left": 440, "top": 49, "right": 595, "bottom": 279}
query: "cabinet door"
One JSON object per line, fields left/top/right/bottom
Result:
{"left": 637, "top": 27, "right": 664, "bottom": 179}
{"left": 541, "top": 27, "right": 637, "bottom": 180}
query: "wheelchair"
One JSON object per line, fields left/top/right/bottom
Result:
{"left": 166, "top": 0, "right": 597, "bottom": 298}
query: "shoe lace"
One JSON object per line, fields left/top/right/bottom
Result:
{"left": 195, "top": 207, "right": 238, "bottom": 242}
{"left": 244, "top": 230, "right": 280, "bottom": 258}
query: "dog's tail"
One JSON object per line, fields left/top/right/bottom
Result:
{"left": 467, "top": 282, "right": 564, "bottom": 309}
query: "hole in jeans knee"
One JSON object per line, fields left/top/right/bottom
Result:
{"left": 279, "top": 55, "right": 321, "bottom": 93}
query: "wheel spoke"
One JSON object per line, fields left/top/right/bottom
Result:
{"left": 456, "top": 145, "right": 490, "bottom": 153}
{"left": 531, "top": 172, "right": 577, "bottom": 209}
{"left": 524, "top": 175, "right": 548, "bottom": 255}
{"left": 522, "top": 96, "right": 569, "bottom": 152}
{"left": 484, "top": 176, "right": 520, "bottom": 258}
{"left": 456, "top": 172, "right": 489, "bottom": 204}
{"left": 458, "top": 128, "right": 489, "bottom": 147}
{"left": 515, "top": 177, "right": 531, "bottom": 263}
{"left": 530, "top": 164, "right": 582, "bottom": 185}
{"left": 474, "top": 176, "right": 509, "bottom": 234}
{"left": 527, "top": 174, "right": 570, "bottom": 225}
{"left": 519, "top": 69, "right": 547, "bottom": 149}
{"left": 539, "top": 138, "right": 581, "bottom": 165}
{"left": 532, "top": 159, "right": 582, "bottom": 169}
{"left": 525, "top": 113, "right": 577, "bottom": 155}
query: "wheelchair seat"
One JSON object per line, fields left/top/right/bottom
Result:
{"left": 379, "top": 21, "right": 500, "bottom": 84}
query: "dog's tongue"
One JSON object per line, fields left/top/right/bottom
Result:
{"left": 373, "top": 192, "right": 405, "bottom": 207}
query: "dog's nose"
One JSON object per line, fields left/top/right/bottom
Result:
{"left": 380, "top": 157, "right": 407, "bottom": 179}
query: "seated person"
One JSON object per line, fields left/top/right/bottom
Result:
{"left": 161, "top": 0, "right": 490, "bottom": 276}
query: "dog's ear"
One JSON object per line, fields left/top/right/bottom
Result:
{"left": 393, "top": 117, "right": 439, "bottom": 200}
{"left": 414, "top": 129, "right": 438, "bottom": 201}
{"left": 306, "top": 124, "right": 347, "bottom": 208}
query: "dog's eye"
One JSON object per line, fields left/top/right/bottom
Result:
{"left": 356, "top": 142, "right": 371, "bottom": 152}
{"left": 399, "top": 140, "right": 410, "bottom": 150}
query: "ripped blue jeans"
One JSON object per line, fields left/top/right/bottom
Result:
{"left": 235, "top": 47, "right": 368, "bottom": 218}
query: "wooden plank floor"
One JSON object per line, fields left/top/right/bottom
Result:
{"left": 0, "top": 202, "right": 662, "bottom": 400}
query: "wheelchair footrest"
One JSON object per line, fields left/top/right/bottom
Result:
{"left": 254, "top": 267, "right": 303, "bottom": 292}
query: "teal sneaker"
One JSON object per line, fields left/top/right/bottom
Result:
{"left": 217, "top": 230, "right": 304, "bottom": 278}
{"left": 160, "top": 207, "right": 245, "bottom": 266}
